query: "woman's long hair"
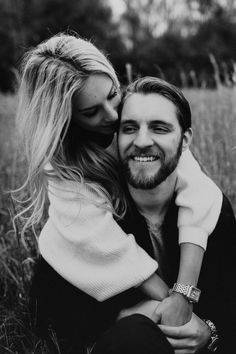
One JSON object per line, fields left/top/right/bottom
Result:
{"left": 13, "top": 33, "right": 126, "bottom": 238}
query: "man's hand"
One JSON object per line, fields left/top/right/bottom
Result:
{"left": 152, "top": 292, "right": 193, "bottom": 326}
{"left": 158, "top": 313, "right": 211, "bottom": 354}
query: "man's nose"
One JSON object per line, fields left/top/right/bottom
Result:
{"left": 133, "top": 128, "right": 153, "bottom": 149}
{"left": 104, "top": 102, "right": 118, "bottom": 122}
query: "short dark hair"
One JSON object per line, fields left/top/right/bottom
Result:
{"left": 120, "top": 76, "right": 191, "bottom": 132}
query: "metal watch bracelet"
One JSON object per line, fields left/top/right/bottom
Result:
{"left": 171, "top": 283, "right": 201, "bottom": 303}
{"left": 203, "top": 319, "right": 219, "bottom": 352}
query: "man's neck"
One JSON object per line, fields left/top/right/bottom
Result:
{"left": 128, "top": 171, "right": 177, "bottom": 225}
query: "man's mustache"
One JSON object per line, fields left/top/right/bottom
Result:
{"left": 126, "top": 147, "right": 164, "bottom": 159}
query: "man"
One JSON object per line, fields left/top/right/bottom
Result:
{"left": 32, "top": 77, "right": 236, "bottom": 354}
{"left": 114, "top": 76, "right": 236, "bottom": 354}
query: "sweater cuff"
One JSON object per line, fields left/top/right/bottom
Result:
{"left": 178, "top": 226, "right": 208, "bottom": 250}
{"left": 97, "top": 258, "right": 158, "bottom": 301}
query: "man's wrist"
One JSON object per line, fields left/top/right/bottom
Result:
{"left": 202, "top": 319, "right": 219, "bottom": 352}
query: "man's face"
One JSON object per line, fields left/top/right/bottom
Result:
{"left": 118, "top": 92, "right": 189, "bottom": 189}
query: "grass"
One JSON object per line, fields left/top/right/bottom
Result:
{"left": 0, "top": 87, "right": 236, "bottom": 353}
{"left": 185, "top": 86, "right": 236, "bottom": 208}
{"left": 0, "top": 95, "right": 51, "bottom": 353}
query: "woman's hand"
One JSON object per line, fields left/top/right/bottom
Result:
{"left": 117, "top": 301, "right": 210, "bottom": 353}
{"left": 158, "top": 313, "right": 211, "bottom": 354}
{"left": 152, "top": 292, "right": 193, "bottom": 326}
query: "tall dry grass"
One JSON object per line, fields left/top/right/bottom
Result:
{"left": 185, "top": 86, "right": 236, "bottom": 209}
{"left": 0, "top": 87, "right": 235, "bottom": 353}
{"left": 0, "top": 95, "right": 50, "bottom": 353}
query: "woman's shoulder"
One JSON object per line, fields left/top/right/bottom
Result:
{"left": 48, "top": 177, "right": 109, "bottom": 209}
{"left": 45, "top": 163, "right": 108, "bottom": 205}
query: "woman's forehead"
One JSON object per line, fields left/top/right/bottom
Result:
{"left": 74, "top": 73, "right": 114, "bottom": 110}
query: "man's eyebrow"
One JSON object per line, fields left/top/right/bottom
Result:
{"left": 120, "top": 119, "right": 173, "bottom": 126}
{"left": 120, "top": 119, "right": 137, "bottom": 125}
{"left": 149, "top": 120, "right": 173, "bottom": 126}
{"left": 78, "top": 82, "right": 114, "bottom": 112}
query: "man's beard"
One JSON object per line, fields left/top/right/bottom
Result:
{"left": 120, "top": 139, "right": 183, "bottom": 190}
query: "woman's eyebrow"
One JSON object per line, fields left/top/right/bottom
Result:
{"left": 78, "top": 82, "right": 114, "bottom": 113}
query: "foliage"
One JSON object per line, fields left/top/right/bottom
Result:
{"left": 0, "top": 0, "right": 125, "bottom": 91}
{"left": 120, "top": 1, "right": 236, "bottom": 87}
{"left": 1, "top": 0, "right": 236, "bottom": 90}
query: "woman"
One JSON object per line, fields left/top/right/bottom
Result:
{"left": 15, "top": 33, "right": 222, "bottom": 353}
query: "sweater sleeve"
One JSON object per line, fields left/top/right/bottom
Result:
{"left": 39, "top": 179, "right": 158, "bottom": 301}
{"left": 175, "top": 149, "right": 223, "bottom": 250}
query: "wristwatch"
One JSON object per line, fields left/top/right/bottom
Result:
{"left": 203, "top": 319, "right": 219, "bottom": 352}
{"left": 171, "top": 283, "right": 201, "bottom": 303}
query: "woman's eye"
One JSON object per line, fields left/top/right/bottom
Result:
{"left": 108, "top": 89, "right": 118, "bottom": 100}
{"left": 83, "top": 108, "right": 98, "bottom": 118}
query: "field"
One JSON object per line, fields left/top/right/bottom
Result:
{"left": 0, "top": 87, "right": 236, "bottom": 353}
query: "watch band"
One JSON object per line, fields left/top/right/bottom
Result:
{"left": 203, "top": 319, "right": 219, "bottom": 352}
{"left": 172, "top": 283, "right": 190, "bottom": 296}
{"left": 172, "top": 283, "right": 201, "bottom": 303}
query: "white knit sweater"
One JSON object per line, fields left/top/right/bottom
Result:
{"left": 39, "top": 150, "right": 222, "bottom": 301}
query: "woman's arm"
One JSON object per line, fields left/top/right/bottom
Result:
{"left": 39, "top": 179, "right": 160, "bottom": 301}
{"left": 153, "top": 243, "right": 204, "bottom": 326}
{"left": 177, "top": 242, "right": 204, "bottom": 286}
{"left": 176, "top": 149, "right": 223, "bottom": 249}
{"left": 138, "top": 273, "right": 169, "bottom": 300}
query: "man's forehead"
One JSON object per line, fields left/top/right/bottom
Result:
{"left": 121, "top": 92, "right": 178, "bottom": 123}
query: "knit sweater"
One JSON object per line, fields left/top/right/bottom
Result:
{"left": 39, "top": 149, "right": 222, "bottom": 301}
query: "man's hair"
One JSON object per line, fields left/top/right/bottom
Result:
{"left": 120, "top": 76, "right": 191, "bottom": 132}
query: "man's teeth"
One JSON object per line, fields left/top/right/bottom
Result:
{"left": 133, "top": 156, "right": 157, "bottom": 162}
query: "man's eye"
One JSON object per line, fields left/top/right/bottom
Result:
{"left": 121, "top": 126, "right": 136, "bottom": 134}
{"left": 152, "top": 126, "right": 169, "bottom": 133}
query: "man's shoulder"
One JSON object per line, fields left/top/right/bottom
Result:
{"left": 205, "top": 193, "right": 236, "bottom": 264}
{"left": 211, "top": 194, "right": 236, "bottom": 235}
{"left": 220, "top": 194, "right": 235, "bottom": 217}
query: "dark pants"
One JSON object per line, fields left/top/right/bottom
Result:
{"left": 31, "top": 258, "right": 174, "bottom": 353}
{"left": 92, "top": 314, "right": 174, "bottom": 354}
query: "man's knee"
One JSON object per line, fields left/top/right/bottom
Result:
{"left": 92, "top": 314, "right": 174, "bottom": 354}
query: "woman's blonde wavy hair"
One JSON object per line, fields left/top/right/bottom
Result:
{"left": 14, "top": 32, "right": 126, "bottom": 238}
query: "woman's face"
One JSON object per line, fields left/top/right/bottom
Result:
{"left": 72, "top": 73, "right": 121, "bottom": 135}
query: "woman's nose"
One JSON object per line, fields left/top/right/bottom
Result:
{"left": 104, "top": 102, "right": 118, "bottom": 122}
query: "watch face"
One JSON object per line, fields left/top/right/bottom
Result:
{"left": 188, "top": 287, "right": 201, "bottom": 302}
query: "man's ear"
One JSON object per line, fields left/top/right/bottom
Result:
{"left": 182, "top": 128, "right": 192, "bottom": 152}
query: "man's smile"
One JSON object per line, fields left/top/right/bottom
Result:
{"left": 132, "top": 155, "right": 159, "bottom": 162}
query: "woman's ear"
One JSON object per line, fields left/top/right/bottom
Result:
{"left": 182, "top": 128, "right": 193, "bottom": 152}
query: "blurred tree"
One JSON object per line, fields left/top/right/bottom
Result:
{"left": 0, "top": 0, "right": 126, "bottom": 91}
{"left": 1, "top": 0, "right": 236, "bottom": 90}
{"left": 119, "top": 0, "right": 236, "bottom": 87}
{"left": 0, "top": 0, "right": 20, "bottom": 91}
{"left": 25, "top": 0, "right": 114, "bottom": 45}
